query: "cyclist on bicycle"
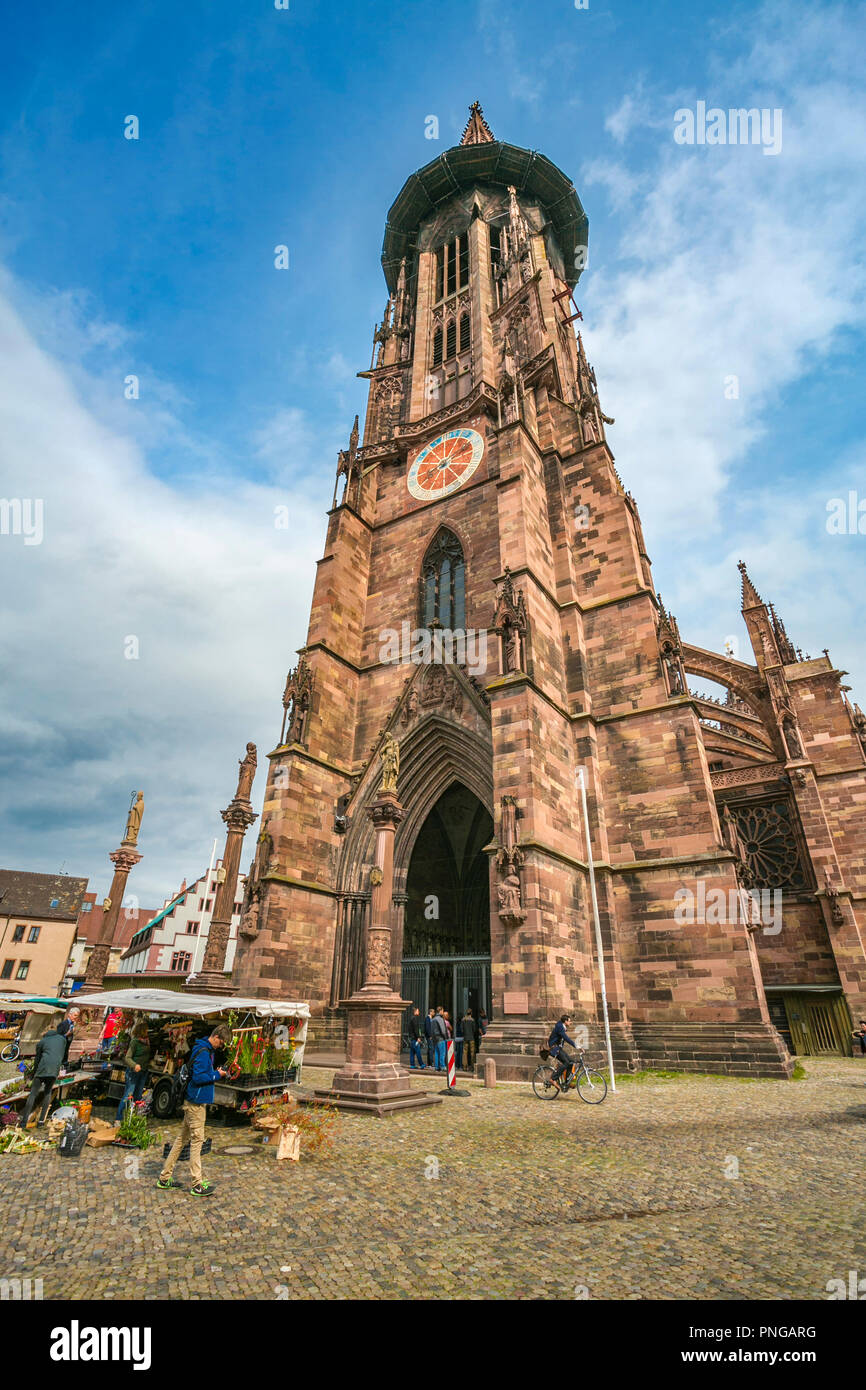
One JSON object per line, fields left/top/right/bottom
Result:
{"left": 548, "top": 1013, "right": 578, "bottom": 1092}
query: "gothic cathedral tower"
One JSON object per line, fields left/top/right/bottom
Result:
{"left": 232, "top": 106, "right": 864, "bottom": 1077}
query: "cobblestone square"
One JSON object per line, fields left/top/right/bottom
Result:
{"left": 2, "top": 1058, "right": 864, "bottom": 1301}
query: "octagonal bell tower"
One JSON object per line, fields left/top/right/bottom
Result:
{"left": 232, "top": 105, "right": 791, "bottom": 1081}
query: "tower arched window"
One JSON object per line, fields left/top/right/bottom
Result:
{"left": 419, "top": 529, "right": 466, "bottom": 631}
{"left": 432, "top": 326, "right": 443, "bottom": 366}
{"left": 445, "top": 318, "right": 457, "bottom": 360}
{"left": 433, "top": 233, "right": 469, "bottom": 304}
{"left": 459, "top": 311, "right": 471, "bottom": 353}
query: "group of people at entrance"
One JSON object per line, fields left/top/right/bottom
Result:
{"left": 407, "top": 1006, "right": 487, "bottom": 1072}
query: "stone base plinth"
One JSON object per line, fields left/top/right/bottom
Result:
{"left": 183, "top": 972, "right": 235, "bottom": 997}
{"left": 476, "top": 1018, "right": 793, "bottom": 1081}
{"left": 312, "top": 990, "right": 442, "bottom": 1116}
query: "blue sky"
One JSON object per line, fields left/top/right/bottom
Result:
{"left": 1, "top": 0, "right": 864, "bottom": 903}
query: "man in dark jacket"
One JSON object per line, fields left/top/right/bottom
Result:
{"left": 19, "top": 1027, "right": 67, "bottom": 1127}
{"left": 462, "top": 1010, "right": 477, "bottom": 1070}
{"left": 423, "top": 1008, "right": 436, "bottom": 1067}
{"left": 548, "top": 1014, "right": 578, "bottom": 1090}
{"left": 431, "top": 1008, "right": 448, "bottom": 1072}
{"left": 407, "top": 1007, "right": 426, "bottom": 1070}
{"left": 57, "top": 1007, "right": 80, "bottom": 1069}
{"left": 157, "top": 1024, "right": 231, "bottom": 1196}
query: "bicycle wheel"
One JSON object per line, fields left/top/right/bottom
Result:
{"left": 0, "top": 1044, "right": 19, "bottom": 1063}
{"left": 576, "top": 1067, "right": 608, "bottom": 1104}
{"left": 532, "top": 1064, "right": 560, "bottom": 1100}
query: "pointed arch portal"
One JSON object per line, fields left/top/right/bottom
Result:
{"left": 400, "top": 781, "right": 493, "bottom": 1028}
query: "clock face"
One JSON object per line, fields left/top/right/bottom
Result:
{"left": 407, "top": 428, "right": 484, "bottom": 501}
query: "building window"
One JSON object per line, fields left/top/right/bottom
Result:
{"left": 420, "top": 528, "right": 466, "bottom": 630}
{"left": 206, "top": 899, "right": 213, "bottom": 912}
{"left": 432, "top": 326, "right": 443, "bottom": 366}
{"left": 27, "top": 926, "right": 40, "bottom": 943}
{"left": 446, "top": 319, "right": 457, "bottom": 360}
{"left": 12, "top": 925, "right": 25, "bottom": 943}
{"left": 726, "top": 799, "right": 810, "bottom": 890}
{"left": 171, "top": 951, "right": 191, "bottom": 973}
{"left": 489, "top": 224, "right": 502, "bottom": 275}
{"left": 188, "top": 921, "right": 200, "bottom": 935}
{"left": 49, "top": 898, "right": 59, "bottom": 908}
{"left": 1, "top": 960, "right": 13, "bottom": 979}
{"left": 433, "top": 233, "right": 469, "bottom": 305}
{"left": 15, "top": 961, "right": 30, "bottom": 980}
{"left": 459, "top": 311, "right": 471, "bottom": 354}
{"left": 80, "top": 901, "right": 92, "bottom": 913}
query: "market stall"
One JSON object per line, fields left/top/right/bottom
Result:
{"left": 64, "top": 989, "right": 310, "bottom": 1123}
{"left": 0, "top": 994, "right": 67, "bottom": 1059}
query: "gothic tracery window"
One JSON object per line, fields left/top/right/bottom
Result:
{"left": 419, "top": 529, "right": 466, "bottom": 630}
{"left": 727, "top": 800, "right": 810, "bottom": 890}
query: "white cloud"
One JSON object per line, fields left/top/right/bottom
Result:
{"left": 0, "top": 278, "right": 326, "bottom": 901}
{"left": 582, "top": 2, "right": 866, "bottom": 693}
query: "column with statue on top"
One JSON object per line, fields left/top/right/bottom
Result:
{"left": 315, "top": 733, "right": 441, "bottom": 1115}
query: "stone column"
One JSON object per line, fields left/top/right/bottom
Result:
{"left": 391, "top": 890, "right": 409, "bottom": 991}
{"left": 316, "top": 785, "right": 441, "bottom": 1115}
{"left": 82, "top": 793, "right": 145, "bottom": 990}
{"left": 188, "top": 744, "right": 258, "bottom": 996}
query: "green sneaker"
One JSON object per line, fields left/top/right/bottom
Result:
{"left": 190, "top": 1180, "right": 216, "bottom": 1197}
{"left": 156, "top": 1177, "right": 181, "bottom": 1190}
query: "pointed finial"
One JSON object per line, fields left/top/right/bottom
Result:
{"left": 737, "top": 560, "right": 764, "bottom": 610}
{"left": 460, "top": 101, "right": 495, "bottom": 146}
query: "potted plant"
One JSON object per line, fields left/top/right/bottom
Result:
{"left": 254, "top": 1096, "right": 339, "bottom": 1163}
{"left": 114, "top": 1099, "right": 158, "bottom": 1151}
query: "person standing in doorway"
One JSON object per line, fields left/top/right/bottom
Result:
{"left": 432, "top": 1007, "right": 448, "bottom": 1072}
{"left": 454, "top": 1013, "right": 464, "bottom": 1071}
{"left": 462, "top": 1009, "right": 476, "bottom": 1070}
{"left": 477, "top": 1009, "right": 488, "bottom": 1053}
{"left": 408, "top": 1007, "right": 426, "bottom": 1070}
{"left": 157, "top": 1023, "right": 231, "bottom": 1196}
{"left": 424, "top": 1008, "right": 436, "bottom": 1068}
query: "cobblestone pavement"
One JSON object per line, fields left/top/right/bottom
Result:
{"left": 2, "top": 1058, "right": 865, "bottom": 1301}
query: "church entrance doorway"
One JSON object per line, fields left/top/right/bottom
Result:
{"left": 766, "top": 988, "right": 851, "bottom": 1056}
{"left": 400, "top": 782, "right": 493, "bottom": 1034}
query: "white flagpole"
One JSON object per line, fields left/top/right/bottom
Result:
{"left": 577, "top": 766, "right": 616, "bottom": 1092}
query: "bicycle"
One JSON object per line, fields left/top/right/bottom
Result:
{"left": 0, "top": 1033, "right": 21, "bottom": 1063}
{"left": 532, "top": 1048, "right": 608, "bottom": 1104}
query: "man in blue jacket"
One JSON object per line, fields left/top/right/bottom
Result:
{"left": 156, "top": 1023, "right": 231, "bottom": 1196}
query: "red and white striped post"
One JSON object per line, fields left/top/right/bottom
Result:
{"left": 446, "top": 1039, "right": 456, "bottom": 1089}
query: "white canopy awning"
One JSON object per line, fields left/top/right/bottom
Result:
{"left": 61, "top": 988, "right": 310, "bottom": 1020}
{"left": 0, "top": 995, "right": 65, "bottom": 1015}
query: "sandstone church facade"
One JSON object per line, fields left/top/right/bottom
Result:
{"left": 231, "top": 105, "right": 866, "bottom": 1077}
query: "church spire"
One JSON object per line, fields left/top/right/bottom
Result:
{"left": 737, "top": 559, "right": 764, "bottom": 611}
{"left": 460, "top": 100, "right": 495, "bottom": 146}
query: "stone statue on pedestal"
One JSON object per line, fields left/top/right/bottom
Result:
{"left": 124, "top": 791, "right": 144, "bottom": 845}
{"left": 380, "top": 733, "right": 400, "bottom": 796}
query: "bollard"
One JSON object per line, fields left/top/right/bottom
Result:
{"left": 441, "top": 1038, "right": 471, "bottom": 1096}
{"left": 483, "top": 1057, "right": 496, "bottom": 1089}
